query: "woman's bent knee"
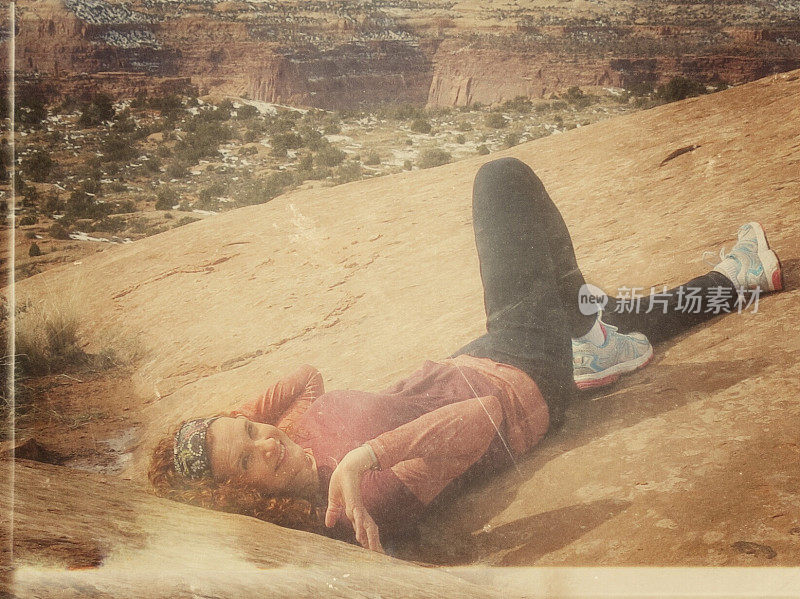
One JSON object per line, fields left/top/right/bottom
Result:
{"left": 475, "top": 157, "right": 538, "bottom": 184}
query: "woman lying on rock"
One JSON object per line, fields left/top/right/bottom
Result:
{"left": 149, "top": 157, "right": 783, "bottom": 553}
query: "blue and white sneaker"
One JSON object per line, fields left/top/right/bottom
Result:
{"left": 712, "top": 222, "right": 783, "bottom": 292}
{"left": 572, "top": 319, "right": 653, "bottom": 390}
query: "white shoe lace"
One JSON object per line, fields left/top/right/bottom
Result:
{"left": 702, "top": 247, "right": 728, "bottom": 269}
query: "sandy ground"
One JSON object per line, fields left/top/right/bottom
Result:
{"left": 5, "top": 69, "right": 800, "bottom": 596}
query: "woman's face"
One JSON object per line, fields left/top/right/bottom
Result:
{"left": 207, "top": 416, "right": 318, "bottom": 498}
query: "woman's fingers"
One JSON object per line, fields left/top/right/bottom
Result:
{"left": 325, "top": 499, "right": 343, "bottom": 528}
{"left": 352, "top": 507, "right": 384, "bottom": 553}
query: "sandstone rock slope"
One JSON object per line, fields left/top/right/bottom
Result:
{"left": 8, "top": 69, "right": 800, "bottom": 593}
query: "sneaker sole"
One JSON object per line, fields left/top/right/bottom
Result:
{"left": 752, "top": 221, "right": 784, "bottom": 292}
{"left": 575, "top": 344, "right": 655, "bottom": 390}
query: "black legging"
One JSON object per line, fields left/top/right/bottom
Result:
{"left": 451, "top": 158, "right": 737, "bottom": 424}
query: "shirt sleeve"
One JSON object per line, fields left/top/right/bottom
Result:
{"left": 366, "top": 395, "right": 504, "bottom": 505}
{"left": 233, "top": 364, "right": 324, "bottom": 425}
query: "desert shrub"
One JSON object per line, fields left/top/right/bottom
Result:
{"left": 15, "top": 96, "right": 48, "bottom": 128}
{"left": 78, "top": 93, "right": 116, "bottom": 127}
{"left": 299, "top": 126, "right": 326, "bottom": 151}
{"left": 563, "top": 86, "right": 584, "bottom": 101}
{"left": 503, "top": 96, "right": 533, "bottom": 113}
{"left": 21, "top": 185, "right": 39, "bottom": 206}
{"left": 175, "top": 215, "right": 200, "bottom": 227}
{"left": 315, "top": 145, "right": 346, "bottom": 167}
{"left": 265, "top": 111, "right": 300, "bottom": 136}
{"left": 270, "top": 132, "right": 304, "bottom": 156}
{"left": 155, "top": 185, "right": 179, "bottom": 210}
{"left": 476, "top": 144, "right": 490, "bottom": 155}
{"left": 108, "top": 199, "right": 136, "bottom": 214}
{"left": 92, "top": 216, "right": 127, "bottom": 233}
{"left": 107, "top": 181, "right": 128, "bottom": 192}
{"left": 418, "top": 148, "right": 452, "bottom": 169}
{"left": 15, "top": 298, "right": 86, "bottom": 376}
{"left": 28, "top": 243, "right": 42, "bottom": 257}
{"left": 455, "top": 134, "right": 466, "bottom": 144}
{"left": 66, "top": 190, "right": 108, "bottom": 219}
{"left": 485, "top": 112, "right": 508, "bottom": 129}
{"left": 235, "top": 104, "right": 260, "bottom": 120}
{"left": 156, "top": 145, "right": 172, "bottom": 158}
{"left": 335, "top": 161, "right": 363, "bottom": 184}
{"left": 238, "top": 146, "right": 258, "bottom": 157}
{"left": 456, "top": 121, "right": 473, "bottom": 132}
{"left": 174, "top": 121, "right": 232, "bottom": 162}
{"left": 101, "top": 133, "right": 138, "bottom": 163}
{"left": 165, "top": 161, "right": 189, "bottom": 179}
{"left": 550, "top": 100, "right": 568, "bottom": 111}
{"left": 656, "top": 77, "right": 707, "bottom": 103}
{"left": 234, "top": 170, "right": 294, "bottom": 206}
{"left": 20, "top": 150, "right": 55, "bottom": 182}
{"left": 141, "top": 155, "right": 162, "bottom": 173}
{"left": 364, "top": 152, "right": 381, "bottom": 165}
{"left": 410, "top": 118, "right": 432, "bottom": 134}
{"left": 18, "top": 214, "right": 37, "bottom": 226}
{"left": 503, "top": 133, "right": 520, "bottom": 148}
{"left": 403, "top": 159, "right": 412, "bottom": 170}
{"left": 323, "top": 121, "right": 342, "bottom": 135}
{"left": 626, "top": 81, "right": 655, "bottom": 97}
{"left": 49, "top": 222, "right": 70, "bottom": 239}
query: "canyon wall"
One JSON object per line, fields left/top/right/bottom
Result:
{"left": 5, "top": 0, "right": 800, "bottom": 108}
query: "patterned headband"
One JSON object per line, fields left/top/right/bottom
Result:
{"left": 173, "top": 417, "right": 220, "bottom": 479}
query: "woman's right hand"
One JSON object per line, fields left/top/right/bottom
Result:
{"left": 325, "top": 446, "right": 384, "bottom": 553}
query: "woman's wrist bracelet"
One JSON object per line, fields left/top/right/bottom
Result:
{"left": 362, "top": 443, "right": 381, "bottom": 471}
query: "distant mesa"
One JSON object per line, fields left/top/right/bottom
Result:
{"left": 3, "top": 0, "right": 800, "bottom": 107}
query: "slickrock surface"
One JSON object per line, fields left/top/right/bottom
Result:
{"left": 6, "top": 69, "right": 800, "bottom": 595}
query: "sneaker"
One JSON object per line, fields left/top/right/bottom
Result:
{"left": 712, "top": 222, "right": 783, "bottom": 292}
{"left": 572, "top": 319, "right": 654, "bottom": 390}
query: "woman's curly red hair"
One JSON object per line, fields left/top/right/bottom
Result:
{"left": 148, "top": 419, "right": 323, "bottom": 534}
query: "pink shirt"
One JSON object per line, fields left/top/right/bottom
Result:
{"left": 235, "top": 357, "right": 549, "bottom": 540}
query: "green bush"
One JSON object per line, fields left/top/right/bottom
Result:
{"left": 270, "top": 132, "right": 304, "bottom": 156}
{"left": 49, "top": 222, "right": 70, "bottom": 239}
{"left": 485, "top": 112, "right": 508, "bottom": 129}
{"left": 66, "top": 190, "right": 108, "bottom": 219}
{"left": 503, "top": 96, "right": 533, "bottom": 113}
{"left": 410, "top": 118, "right": 432, "bottom": 134}
{"left": 28, "top": 243, "right": 42, "bottom": 257}
{"left": 418, "top": 148, "right": 452, "bottom": 169}
{"left": 43, "top": 192, "right": 63, "bottom": 214}
{"left": 102, "top": 133, "right": 138, "bottom": 163}
{"left": 16, "top": 97, "right": 48, "bottom": 128}
{"left": 315, "top": 145, "right": 346, "bottom": 167}
{"left": 235, "top": 104, "right": 260, "bottom": 120}
{"left": 20, "top": 150, "right": 55, "bottom": 182}
{"left": 175, "top": 215, "right": 200, "bottom": 227}
{"left": 174, "top": 121, "right": 232, "bottom": 162}
{"left": 78, "top": 93, "right": 116, "bottom": 127}
{"left": 503, "top": 133, "right": 520, "bottom": 148}
{"left": 476, "top": 144, "right": 490, "bottom": 155}
{"left": 656, "top": 77, "right": 707, "bottom": 103}
{"left": 166, "top": 161, "right": 189, "bottom": 179}
{"left": 335, "top": 161, "right": 363, "bottom": 184}
{"left": 155, "top": 185, "right": 179, "bottom": 210}
{"left": 323, "top": 121, "right": 342, "bottom": 135}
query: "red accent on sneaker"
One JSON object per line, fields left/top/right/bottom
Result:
{"left": 772, "top": 268, "right": 783, "bottom": 292}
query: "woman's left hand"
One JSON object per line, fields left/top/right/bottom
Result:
{"left": 325, "top": 446, "right": 384, "bottom": 553}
